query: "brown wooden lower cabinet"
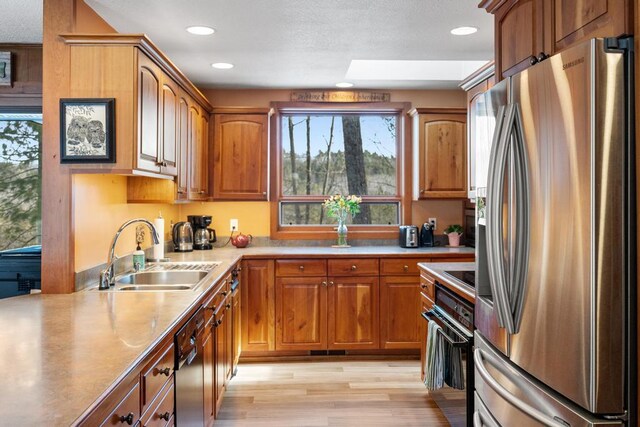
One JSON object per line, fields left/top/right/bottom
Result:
{"left": 241, "top": 259, "right": 275, "bottom": 352}
{"left": 379, "top": 276, "right": 422, "bottom": 349}
{"left": 420, "top": 292, "right": 434, "bottom": 382}
{"left": 276, "top": 276, "right": 327, "bottom": 350}
{"left": 327, "top": 276, "right": 379, "bottom": 350}
{"left": 202, "top": 326, "right": 215, "bottom": 427}
{"left": 232, "top": 284, "right": 241, "bottom": 374}
{"left": 214, "top": 303, "right": 229, "bottom": 417}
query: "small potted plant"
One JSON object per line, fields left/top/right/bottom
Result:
{"left": 444, "top": 224, "right": 464, "bottom": 247}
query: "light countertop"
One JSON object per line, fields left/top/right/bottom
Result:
{"left": 417, "top": 261, "right": 476, "bottom": 303}
{"left": 0, "top": 245, "right": 473, "bottom": 426}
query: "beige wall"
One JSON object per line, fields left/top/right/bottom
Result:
{"left": 72, "top": 88, "right": 468, "bottom": 271}
{"left": 73, "top": 175, "right": 179, "bottom": 272}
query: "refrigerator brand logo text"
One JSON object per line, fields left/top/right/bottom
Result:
{"left": 563, "top": 57, "right": 585, "bottom": 70}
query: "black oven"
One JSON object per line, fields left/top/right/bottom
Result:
{"left": 422, "top": 283, "right": 474, "bottom": 427}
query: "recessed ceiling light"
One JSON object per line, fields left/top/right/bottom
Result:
{"left": 186, "top": 26, "right": 215, "bottom": 35}
{"left": 450, "top": 26, "right": 478, "bottom": 36}
{"left": 336, "top": 82, "right": 354, "bottom": 88}
{"left": 211, "top": 62, "right": 234, "bottom": 69}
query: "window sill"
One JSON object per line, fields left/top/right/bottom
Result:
{"left": 271, "top": 227, "right": 400, "bottom": 241}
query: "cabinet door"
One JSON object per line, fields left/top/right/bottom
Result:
{"left": 188, "top": 105, "right": 207, "bottom": 200}
{"left": 225, "top": 299, "right": 233, "bottom": 382}
{"left": 550, "top": 0, "right": 630, "bottom": 52}
{"left": 137, "top": 54, "right": 161, "bottom": 173}
{"left": 327, "top": 276, "right": 379, "bottom": 350}
{"left": 214, "top": 311, "right": 227, "bottom": 417}
{"left": 176, "top": 95, "right": 189, "bottom": 200}
{"left": 495, "top": 0, "right": 546, "bottom": 80}
{"left": 276, "top": 276, "right": 327, "bottom": 350}
{"left": 202, "top": 327, "right": 215, "bottom": 427}
{"left": 380, "top": 276, "right": 421, "bottom": 349}
{"left": 232, "top": 287, "right": 241, "bottom": 374}
{"left": 160, "top": 79, "right": 178, "bottom": 176}
{"left": 419, "top": 111, "right": 467, "bottom": 198}
{"left": 213, "top": 114, "right": 269, "bottom": 200}
{"left": 241, "top": 260, "right": 275, "bottom": 352}
{"left": 419, "top": 294, "right": 432, "bottom": 382}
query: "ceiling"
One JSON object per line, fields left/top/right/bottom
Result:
{"left": 0, "top": 0, "right": 42, "bottom": 43}
{"left": 1, "top": 0, "right": 494, "bottom": 89}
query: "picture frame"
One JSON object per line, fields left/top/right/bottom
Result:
{"left": 60, "top": 98, "right": 115, "bottom": 163}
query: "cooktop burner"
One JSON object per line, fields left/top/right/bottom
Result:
{"left": 443, "top": 270, "right": 475, "bottom": 288}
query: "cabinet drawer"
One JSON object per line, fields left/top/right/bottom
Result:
{"left": 380, "top": 258, "right": 428, "bottom": 275}
{"left": 142, "top": 380, "right": 174, "bottom": 427}
{"left": 421, "top": 292, "right": 434, "bottom": 312}
{"left": 276, "top": 259, "right": 327, "bottom": 276}
{"left": 328, "top": 258, "right": 379, "bottom": 276}
{"left": 100, "top": 381, "right": 140, "bottom": 427}
{"left": 204, "top": 285, "right": 229, "bottom": 327}
{"left": 420, "top": 274, "right": 435, "bottom": 300}
{"left": 141, "top": 342, "right": 174, "bottom": 413}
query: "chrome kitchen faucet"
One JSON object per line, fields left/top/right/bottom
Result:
{"left": 99, "top": 218, "right": 160, "bottom": 290}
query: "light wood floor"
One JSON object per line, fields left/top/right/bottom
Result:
{"left": 215, "top": 360, "right": 450, "bottom": 426}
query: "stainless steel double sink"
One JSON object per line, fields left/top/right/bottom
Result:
{"left": 93, "top": 262, "right": 220, "bottom": 292}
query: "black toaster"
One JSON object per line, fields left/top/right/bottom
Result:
{"left": 399, "top": 225, "right": 419, "bottom": 248}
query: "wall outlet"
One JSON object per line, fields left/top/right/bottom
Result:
{"left": 428, "top": 218, "right": 437, "bottom": 231}
{"left": 230, "top": 219, "right": 239, "bottom": 232}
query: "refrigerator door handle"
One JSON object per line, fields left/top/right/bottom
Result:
{"left": 510, "top": 103, "right": 530, "bottom": 332}
{"left": 473, "top": 411, "right": 500, "bottom": 427}
{"left": 474, "top": 348, "right": 567, "bottom": 427}
{"left": 486, "top": 104, "right": 514, "bottom": 332}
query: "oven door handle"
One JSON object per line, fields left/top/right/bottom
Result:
{"left": 422, "top": 310, "right": 471, "bottom": 348}
{"left": 474, "top": 348, "right": 566, "bottom": 427}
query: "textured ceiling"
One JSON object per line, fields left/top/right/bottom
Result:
{"left": 85, "top": 0, "right": 493, "bottom": 89}
{"left": 0, "top": 0, "right": 43, "bottom": 43}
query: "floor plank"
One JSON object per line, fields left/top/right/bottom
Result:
{"left": 216, "top": 360, "right": 450, "bottom": 426}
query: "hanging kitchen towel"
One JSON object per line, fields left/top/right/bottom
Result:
{"left": 443, "top": 326, "right": 465, "bottom": 390}
{"left": 424, "top": 320, "right": 445, "bottom": 390}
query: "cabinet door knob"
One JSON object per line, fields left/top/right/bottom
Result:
{"left": 226, "top": 303, "right": 231, "bottom": 310}
{"left": 159, "top": 412, "right": 171, "bottom": 421}
{"left": 262, "top": 192, "right": 267, "bottom": 196}
{"left": 199, "top": 190, "right": 206, "bottom": 194}
{"left": 299, "top": 265, "right": 305, "bottom": 271}
{"left": 177, "top": 189, "right": 185, "bottom": 194}
{"left": 329, "top": 281, "right": 334, "bottom": 287}
{"left": 119, "top": 412, "right": 134, "bottom": 425}
{"left": 221, "top": 291, "right": 228, "bottom": 296}
{"left": 321, "top": 281, "right": 327, "bottom": 287}
{"left": 530, "top": 55, "right": 539, "bottom": 66}
{"left": 403, "top": 265, "right": 409, "bottom": 272}
{"left": 351, "top": 265, "right": 357, "bottom": 271}
{"left": 157, "top": 367, "right": 171, "bottom": 376}
{"left": 537, "top": 51, "right": 549, "bottom": 62}
{"left": 421, "top": 284, "right": 427, "bottom": 289}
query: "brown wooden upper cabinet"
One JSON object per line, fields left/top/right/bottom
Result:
{"left": 410, "top": 108, "right": 467, "bottom": 199}
{"left": 62, "top": 35, "right": 212, "bottom": 179}
{"left": 137, "top": 53, "right": 179, "bottom": 176}
{"left": 188, "top": 104, "right": 210, "bottom": 200}
{"left": 212, "top": 109, "right": 270, "bottom": 200}
{"left": 176, "top": 94, "right": 190, "bottom": 200}
{"left": 480, "top": 0, "right": 632, "bottom": 80}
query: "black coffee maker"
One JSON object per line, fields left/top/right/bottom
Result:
{"left": 188, "top": 215, "right": 217, "bottom": 250}
{"left": 420, "top": 222, "right": 435, "bottom": 247}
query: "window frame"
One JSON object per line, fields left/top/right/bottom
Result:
{"left": 269, "top": 101, "right": 412, "bottom": 240}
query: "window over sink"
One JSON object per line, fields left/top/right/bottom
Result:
{"left": 271, "top": 103, "right": 411, "bottom": 239}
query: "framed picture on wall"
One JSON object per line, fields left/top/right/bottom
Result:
{"left": 59, "top": 98, "right": 115, "bottom": 163}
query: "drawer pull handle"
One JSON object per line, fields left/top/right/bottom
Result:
{"left": 351, "top": 265, "right": 357, "bottom": 270}
{"left": 329, "top": 281, "right": 334, "bottom": 287}
{"left": 403, "top": 265, "right": 409, "bottom": 271}
{"left": 157, "top": 367, "right": 171, "bottom": 376}
{"left": 322, "top": 281, "right": 327, "bottom": 287}
{"left": 221, "top": 291, "right": 228, "bottom": 296}
{"left": 299, "top": 265, "right": 305, "bottom": 271}
{"left": 119, "top": 412, "right": 134, "bottom": 425}
{"left": 159, "top": 412, "right": 171, "bottom": 421}
{"left": 421, "top": 284, "right": 427, "bottom": 289}
{"left": 226, "top": 303, "right": 231, "bottom": 310}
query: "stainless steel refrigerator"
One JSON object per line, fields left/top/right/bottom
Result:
{"left": 474, "top": 38, "right": 636, "bottom": 426}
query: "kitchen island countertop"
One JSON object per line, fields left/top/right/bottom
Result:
{"left": 0, "top": 245, "right": 473, "bottom": 426}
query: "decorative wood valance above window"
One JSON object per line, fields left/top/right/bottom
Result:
{"left": 290, "top": 91, "right": 390, "bottom": 103}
